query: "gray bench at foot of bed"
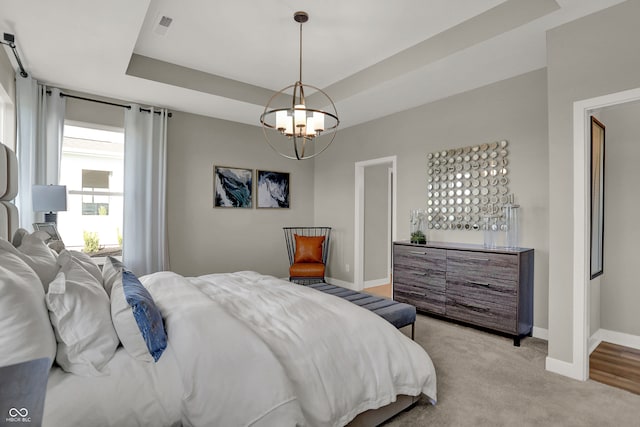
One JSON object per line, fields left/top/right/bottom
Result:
{"left": 305, "top": 283, "right": 416, "bottom": 339}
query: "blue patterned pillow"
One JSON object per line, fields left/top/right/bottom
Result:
{"left": 108, "top": 258, "right": 166, "bottom": 362}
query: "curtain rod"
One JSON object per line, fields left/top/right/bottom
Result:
{"left": 45, "top": 90, "right": 172, "bottom": 118}
{"left": 1, "top": 33, "right": 28, "bottom": 78}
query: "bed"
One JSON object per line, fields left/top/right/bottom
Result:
{"left": 0, "top": 143, "right": 437, "bottom": 426}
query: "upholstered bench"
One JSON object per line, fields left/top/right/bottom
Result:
{"left": 305, "top": 283, "right": 416, "bottom": 339}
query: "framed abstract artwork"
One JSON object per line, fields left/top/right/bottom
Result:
{"left": 590, "top": 117, "right": 605, "bottom": 279}
{"left": 213, "top": 166, "right": 253, "bottom": 208}
{"left": 256, "top": 170, "right": 290, "bottom": 208}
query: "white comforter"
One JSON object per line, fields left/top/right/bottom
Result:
{"left": 45, "top": 271, "right": 436, "bottom": 427}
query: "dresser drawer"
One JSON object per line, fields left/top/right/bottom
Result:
{"left": 394, "top": 289, "right": 445, "bottom": 315}
{"left": 445, "top": 274, "right": 517, "bottom": 333}
{"left": 446, "top": 250, "right": 518, "bottom": 282}
{"left": 393, "top": 245, "right": 446, "bottom": 314}
{"left": 394, "top": 274, "right": 446, "bottom": 315}
{"left": 394, "top": 245, "right": 446, "bottom": 272}
{"left": 393, "top": 267, "right": 446, "bottom": 290}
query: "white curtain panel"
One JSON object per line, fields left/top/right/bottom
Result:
{"left": 15, "top": 76, "right": 66, "bottom": 229}
{"left": 123, "top": 105, "right": 169, "bottom": 276}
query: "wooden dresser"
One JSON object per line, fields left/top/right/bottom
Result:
{"left": 393, "top": 241, "right": 534, "bottom": 345}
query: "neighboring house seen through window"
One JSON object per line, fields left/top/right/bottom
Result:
{"left": 81, "top": 169, "right": 112, "bottom": 215}
{"left": 57, "top": 124, "right": 124, "bottom": 257}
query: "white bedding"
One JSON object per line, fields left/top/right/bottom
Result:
{"left": 44, "top": 271, "right": 436, "bottom": 427}
{"left": 45, "top": 345, "right": 183, "bottom": 427}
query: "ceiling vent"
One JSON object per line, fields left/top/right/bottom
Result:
{"left": 154, "top": 15, "right": 173, "bottom": 36}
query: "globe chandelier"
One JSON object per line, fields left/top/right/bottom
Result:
{"left": 259, "top": 11, "right": 339, "bottom": 160}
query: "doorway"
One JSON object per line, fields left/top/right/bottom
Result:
{"left": 572, "top": 86, "right": 640, "bottom": 381}
{"left": 354, "top": 156, "right": 397, "bottom": 291}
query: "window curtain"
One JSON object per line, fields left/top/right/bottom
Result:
{"left": 123, "top": 105, "right": 169, "bottom": 276}
{"left": 15, "top": 76, "right": 66, "bottom": 229}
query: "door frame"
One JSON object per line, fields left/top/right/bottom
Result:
{"left": 570, "top": 86, "right": 640, "bottom": 380}
{"left": 354, "top": 155, "right": 397, "bottom": 291}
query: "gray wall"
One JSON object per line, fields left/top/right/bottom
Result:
{"left": 61, "top": 92, "right": 315, "bottom": 279}
{"left": 599, "top": 102, "right": 640, "bottom": 336}
{"left": 364, "top": 163, "right": 389, "bottom": 282}
{"left": 64, "top": 90, "right": 125, "bottom": 129}
{"left": 315, "top": 69, "right": 550, "bottom": 329}
{"left": 546, "top": 0, "right": 640, "bottom": 362}
{"left": 166, "top": 111, "right": 316, "bottom": 278}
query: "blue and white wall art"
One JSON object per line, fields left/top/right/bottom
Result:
{"left": 257, "top": 170, "right": 290, "bottom": 208}
{"left": 214, "top": 166, "right": 253, "bottom": 208}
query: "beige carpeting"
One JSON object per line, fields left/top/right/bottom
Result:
{"left": 384, "top": 315, "right": 640, "bottom": 426}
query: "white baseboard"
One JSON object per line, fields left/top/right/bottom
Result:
{"left": 532, "top": 327, "right": 548, "bottom": 340}
{"left": 589, "top": 328, "right": 640, "bottom": 354}
{"left": 364, "top": 278, "right": 389, "bottom": 288}
{"left": 325, "top": 277, "right": 356, "bottom": 290}
{"left": 589, "top": 329, "right": 603, "bottom": 355}
{"left": 545, "top": 356, "right": 582, "bottom": 380}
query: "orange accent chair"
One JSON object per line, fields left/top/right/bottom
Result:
{"left": 283, "top": 227, "right": 331, "bottom": 284}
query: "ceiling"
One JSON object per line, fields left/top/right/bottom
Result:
{"left": 0, "top": 0, "right": 626, "bottom": 129}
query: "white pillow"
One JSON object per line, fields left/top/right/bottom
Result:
{"left": 0, "top": 239, "right": 57, "bottom": 368}
{"left": 46, "top": 258, "right": 119, "bottom": 376}
{"left": 102, "top": 255, "right": 126, "bottom": 296}
{"left": 16, "top": 232, "right": 59, "bottom": 291}
{"left": 47, "top": 239, "right": 66, "bottom": 254}
{"left": 11, "top": 227, "right": 29, "bottom": 247}
{"left": 57, "top": 249, "right": 103, "bottom": 287}
{"left": 106, "top": 257, "right": 167, "bottom": 363}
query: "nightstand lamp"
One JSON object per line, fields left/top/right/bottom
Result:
{"left": 32, "top": 184, "right": 67, "bottom": 224}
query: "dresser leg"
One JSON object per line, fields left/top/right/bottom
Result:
{"left": 513, "top": 336, "right": 520, "bottom": 347}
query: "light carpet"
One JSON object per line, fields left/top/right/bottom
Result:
{"left": 384, "top": 314, "right": 640, "bottom": 426}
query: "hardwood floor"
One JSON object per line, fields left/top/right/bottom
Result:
{"left": 590, "top": 341, "right": 640, "bottom": 395}
{"left": 364, "top": 283, "right": 392, "bottom": 299}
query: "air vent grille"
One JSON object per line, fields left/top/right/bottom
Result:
{"left": 159, "top": 16, "right": 173, "bottom": 28}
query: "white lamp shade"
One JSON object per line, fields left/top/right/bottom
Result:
{"left": 313, "top": 112, "right": 325, "bottom": 132}
{"left": 32, "top": 185, "right": 67, "bottom": 212}
{"left": 294, "top": 104, "right": 306, "bottom": 128}
{"left": 276, "top": 110, "right": 288, "bottom": 131}
{"left": 305, "top": 117, "right": 316, "bottom": 136}
{"left": 284, "top": 115, "right": 294, "bottom": 136}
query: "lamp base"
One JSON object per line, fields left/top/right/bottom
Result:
{"left": 44, "top": 212, "right": 57, "bottom": 224}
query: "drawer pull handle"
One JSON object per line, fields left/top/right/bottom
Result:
{"left": 409, "top": 251, "right": 429, "bottom": 255}
{"left": 400, "top": 290, "right": 425, "bottom": 297}
{"left": 469, "top": 281, "right": 491, "bottom": 287}
{"left": 458, "top": 301, "right": 490, "bottom": 313}
{"left": 411, "top": 271, "right": 430, "bottom": 276}
{"left": 466, "top": 257, "right": 490, "bottom": 262}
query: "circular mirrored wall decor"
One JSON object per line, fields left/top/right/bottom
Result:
{"left": 426, "top": 140, "right": 514, "bottom": 231}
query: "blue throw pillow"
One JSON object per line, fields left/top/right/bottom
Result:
{"left": 109, "top": 258, "right": 166, "bottom": 362}
{"left": 122, "top": 271, "right": 167, "bottom": 361}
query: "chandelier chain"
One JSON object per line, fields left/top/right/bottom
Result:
{"left": 299, "top": 21, "right": 303, "bottom": 84}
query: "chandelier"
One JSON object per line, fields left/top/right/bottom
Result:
{"left": 259, "top": 11, "right": 339, "bottom": 160}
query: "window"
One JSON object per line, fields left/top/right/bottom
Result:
{"left": 0, "top": 83, "right": 15, "bottom": 152}
{"left": 57, "top": 124, "right": 124, "bottom": 257}
{"left": 0, "top": 99, "right": 4, "bottom": 144}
